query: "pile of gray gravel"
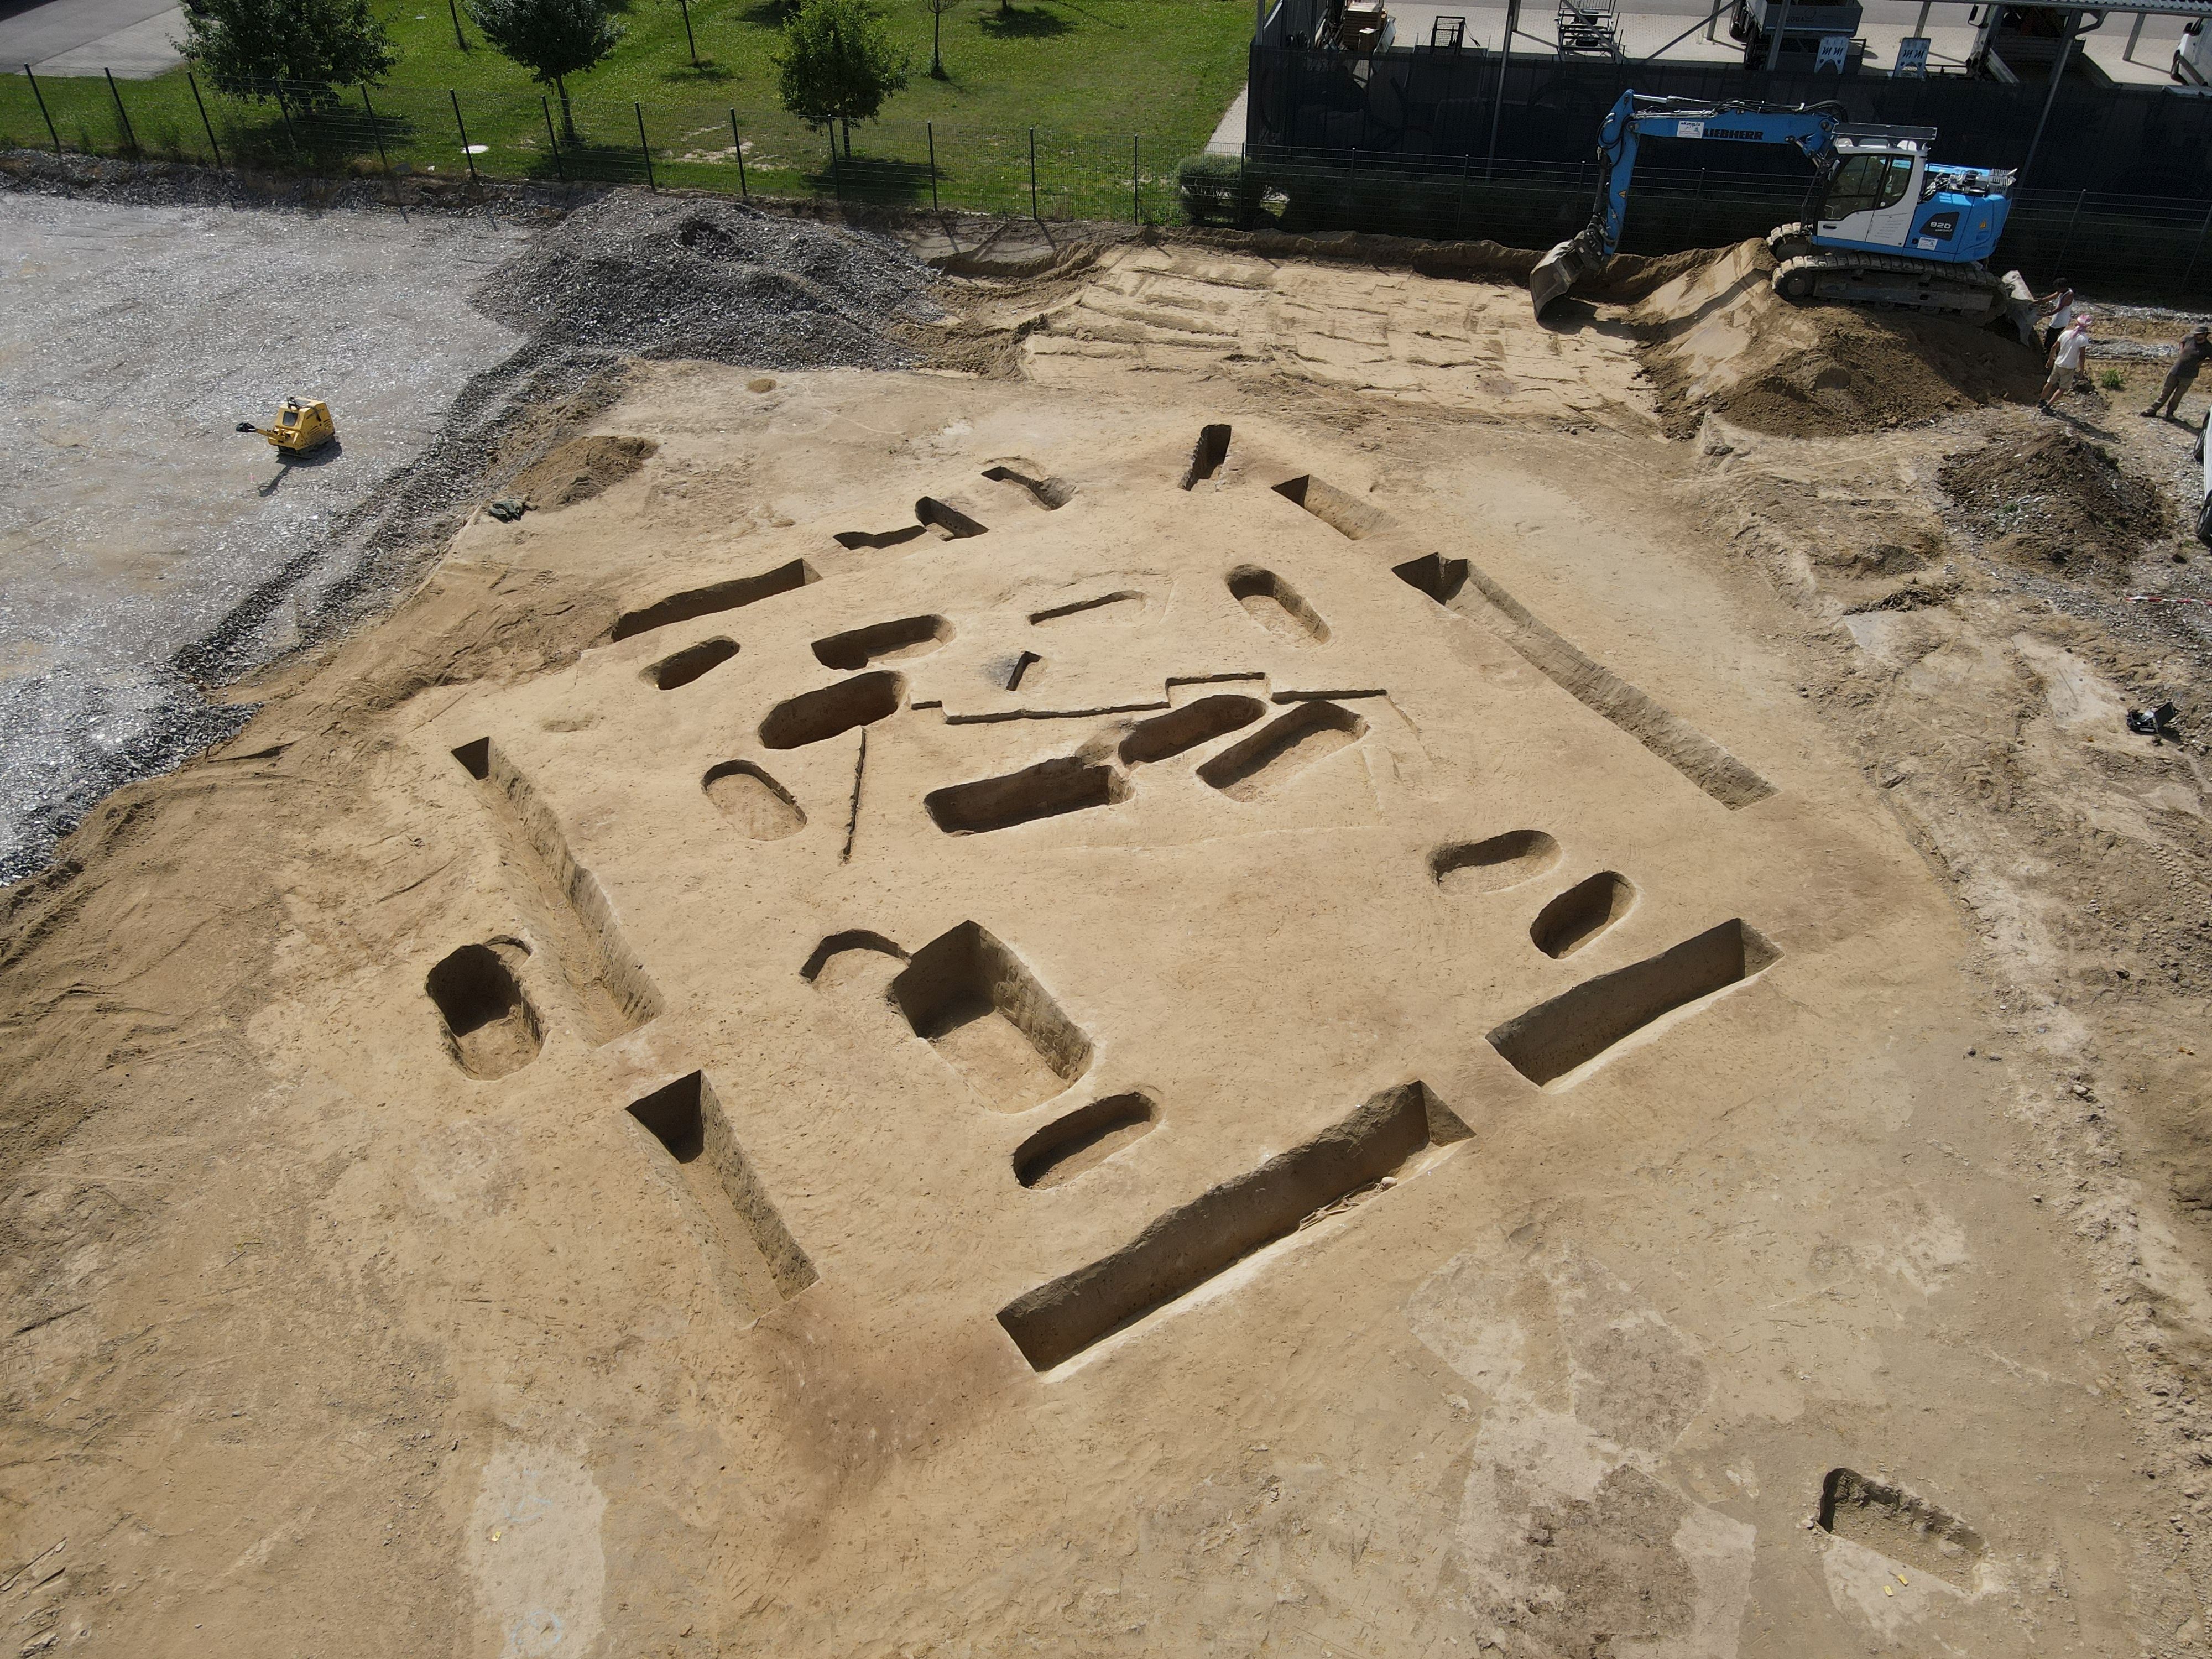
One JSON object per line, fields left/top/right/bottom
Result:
{"left": 477, "top": 193, "right": 940, "bottom": 369}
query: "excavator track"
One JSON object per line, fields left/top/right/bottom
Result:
{"left": 1770, "top": 249, "right": 2003, "bottom": 318}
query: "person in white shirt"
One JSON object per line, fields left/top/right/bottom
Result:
{"left": 2036, "top": 284, "right": 2077, "bottom": 356}
{"left": 2038, "top": 314, "right": 2093, "bottom": 413}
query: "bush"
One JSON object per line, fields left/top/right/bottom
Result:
{"left": 1175, "top": 153, "right": 1255, "bottom": 227}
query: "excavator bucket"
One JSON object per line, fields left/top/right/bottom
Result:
{"left": 1530, "top": 224, "right": 1608, "bottom": 318}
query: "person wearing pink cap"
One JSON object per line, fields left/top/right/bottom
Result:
{"left": 2038, "top": 312, "right": 2094, "bottom": 414}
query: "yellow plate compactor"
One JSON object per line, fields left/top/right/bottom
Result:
{"left": 237, "top": 397, "right": 336, "bottom": 455}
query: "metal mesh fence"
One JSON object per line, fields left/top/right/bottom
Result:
{"left": 7, "top": 69, "right": 2209, "bottom": 299}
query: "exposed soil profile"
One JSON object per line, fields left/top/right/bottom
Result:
{"left": 891, "top": 921, "right": 1092, "bottom": 1112}
{"left": 1198, "top": 701, "right": 1365, "bottom": 800}
{"left": 759, "top": 671, "right": 905, "bottom": 749}
{"left": 925, "top": 756, "right": 1128, "bottom": 835}
{"left": 703, "top": 761, "right": 807, "bottom": 839}
{"left": 811, "top": 614, "right": 950, "bottom": 670}
{"left": 1939, "top": 427, "right": 2168, "bottom": 571}
{"left": 1396, "top": 555, "right": 1775, "bottom": 811}
{"left": 1272, "top": 474, "right": 1389, "bottom": 540}
{"left": 1432, "top": 830, "right": 1561, "bottom": 893}
{"left": 1013, "top": 1092, "right": 1158, "bottom": 1189}
{"left": 998, "top": 1082, "right": 1469, "bottom": 1370}
{"left": 982, "top": 463, "right": 1074, "bottom": 509}
{"left": 1228, "top": 566, "right": 1330, "bottom": 644}
{"left": 1031, "top": 591, "right": 1144, "bottom": 627}
{"left": 643, "top": 637, "right": 738, "bottom": 691}
{"left": 449, "top": 738, "right": 665, "bottom": 1041}
{"left": 1180, "top": 423, "right": 1231, "bottom": 489}
{"left": 425, "top": 940, "right": 541, "bottom": 1079}
{"left": 512, "top": 434, "right": 658, "bottom": 510}
{"left": 1119, "top": 695, "right": 1265, "bottom": 764}
{"left": 1489, "top": 919, "right": 1780, "bottom": 1087}
{"left": 627, "top": 1071, "right": 819, "bottom": 1307}
{"left": 611, "top": 558, "right": 818, "bottom": 642}
{"left": 1530, "top": 871, "right": 1636, "bottom": 959}
{"left": 1818, "top": 1468, "right": 1985, "bottom": 1588}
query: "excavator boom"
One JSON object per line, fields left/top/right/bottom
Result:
{"left": 1531, "top": 92, "right": 1843, "bottom": 317}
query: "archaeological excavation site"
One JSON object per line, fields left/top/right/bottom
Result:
{"left": 6, "top": 182, "right": 2212, "bottom": 1658}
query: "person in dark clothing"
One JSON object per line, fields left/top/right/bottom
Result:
{"left": 2143, "top": 324, "right": 2212, "bottom": 420}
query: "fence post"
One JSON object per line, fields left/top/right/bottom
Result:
{"left": 362, "top": 85, "right": 393, "bottom": 196}
{"left": 1029, "top": 126, "right": 1039, "bottom": 221}
{"left": 1238, "top": 141, "right": 1248, "bottom": 231}
{"left": 829, "top": 128, "right": 841, "bottom": 202}
{"left": 184, "top": 74, "right": 227, "bottom": 169}
{"left": 2182, "top": 200, "right": 2212, "bottom": 294}
{"left": 1133, "top": 134, "right": 1140, "bottom": 225}
{"left": 24, "top": 65, "right": 62, "bottom": 155}
{"left": 278, "top": 91, "right": 301, "bottom": 163}
{"left": 1485, "top": 0, "right": 1517, "bottom": 182}
{"left": 104, "top": 67, "right": 140, "bottom": 157}
{"left": 446, "top": 0, "right": 468, "bottom": 51}
{"left": 2050, "top": 187, "right": 2086, "bottom": 281}
{"left": 730, "top": 109, "right": 746, "bottom": 196}
{"left": 542, "top": 96, "right": 565, "bottom": 181}
{"left": 1455, "top": 148, "right": 1469, "bottom": 238}
{"left": 927, "top": 121, "right": 938, "bottom": 212}
{"left": 679, "top": 0, "right": 700, "bottom": 66}
{"left": 634, "top": 102, "right": 655, "bottom": 191}
{"left": 451, "top": 90, "right": 479, "bottom": 184}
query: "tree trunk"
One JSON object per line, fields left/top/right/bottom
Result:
{"left": 931, "top": 7, "right": 945, "bottom": 77}
{"left": 555, "top": 74, "right": 575, "bottom": 143}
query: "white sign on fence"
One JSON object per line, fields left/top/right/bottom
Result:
{"left": 1894, "top": 35, "right": 1931, "bottom": 76}
{"left": 1815, "top": 33, "right": 1851, "bottom": 71}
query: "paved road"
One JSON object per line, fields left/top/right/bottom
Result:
{"left": 1, "top": 0, "right": 186, "bottom": 77}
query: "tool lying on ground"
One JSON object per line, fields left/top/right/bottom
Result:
{"left": 237, "top": 397, "right": 337, "bottom": 455}
{"left": 1531, "top": 91, "right": 2026, "bottom": 324}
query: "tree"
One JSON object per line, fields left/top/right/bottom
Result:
{"left": 925, "top": 0, "right": 960, "bottom": 78}
{"left": 773, "top": 0, "right": 910, "bottom": 156}
{"left": 467, "top": 0, "right": 623, "bottom": 142}
{"left": 178, "top": 0, "right": 395, "bottom": 106}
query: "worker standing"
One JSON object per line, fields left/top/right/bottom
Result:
{"left": 2142, "top": 322, "right": 2211, "bottom": 421}
{"left": 2034, "top": 284, "right": 2078, "bottom": 356}
{"left": 2037, "top": 313, "right": 2094, "bottom": 414}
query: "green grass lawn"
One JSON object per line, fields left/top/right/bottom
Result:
{"left": 2, "top": 0, "right": 1251, "bottom": 217}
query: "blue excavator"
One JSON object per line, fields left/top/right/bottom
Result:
{"left": 1530, "top": 91, "right": 2025, "bottom": 322}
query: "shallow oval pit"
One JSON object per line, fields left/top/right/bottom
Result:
{"left": 1431, "top": 830, "right": 1561, "bottom": 895}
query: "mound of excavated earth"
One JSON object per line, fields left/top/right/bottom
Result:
{"left": 1939, "top": 424, "right": 2169, "bottom": 570}
{"left": 1634, "top": 239, "right": 2044, "bottom": 438}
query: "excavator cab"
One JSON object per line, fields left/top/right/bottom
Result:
{"left": 1799, "top": 131, "right": 2010, "bottom": 267}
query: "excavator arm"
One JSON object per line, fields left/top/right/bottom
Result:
{"left": 1530, "top": 92, "right": 1843, "bottom": 315}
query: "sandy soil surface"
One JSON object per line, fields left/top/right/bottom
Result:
{"left": 6, "top": 205, "right": 2212, "bottom": 1657}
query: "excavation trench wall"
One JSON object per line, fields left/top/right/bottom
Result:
{"left": 998, "top": 1082, "right": 1468, "bottom": 1371}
